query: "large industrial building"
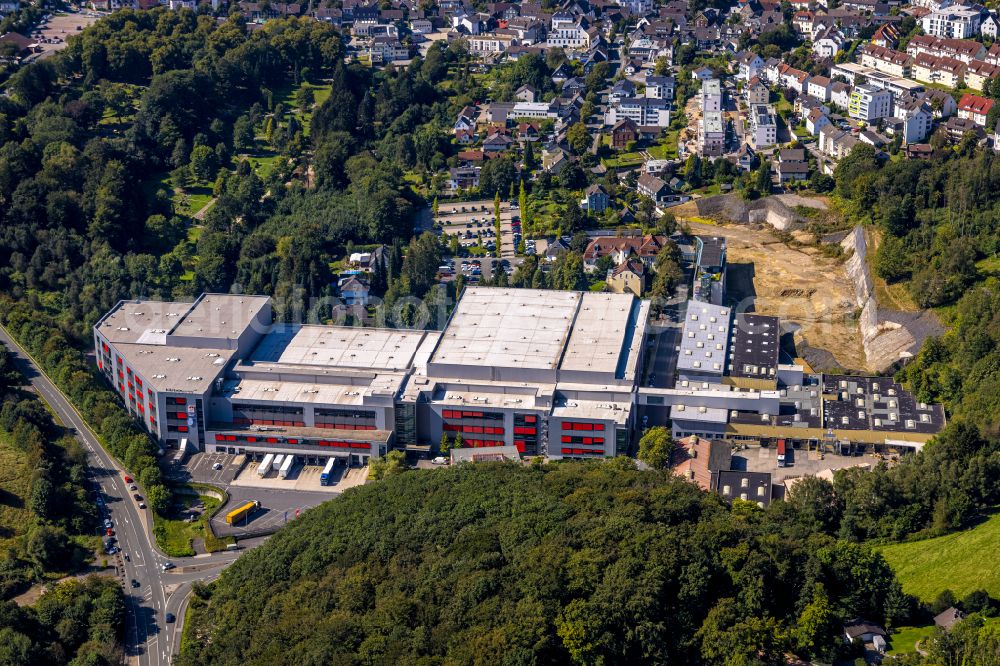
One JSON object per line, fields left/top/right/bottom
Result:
{"left": 94, "top": 287, "right": 946, "bottom": 468}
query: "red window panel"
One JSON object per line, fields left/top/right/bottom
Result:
{"left": 561, "top": 436, "right": 572, "bottom": 443}
{"left": 514, "top": 440, "right": 526, "bottom": 453}
{"left": 136, "top": 377, "right": 142, "bottom": 386}
{"left": 225, "top": 436, "right": 236, "bottom": 442}
{"left": 288, "top": 439, "right": 298, "bottom": 444}
{"left": 525, "top": 415, "right": 537, "bottom": 423}
{"left": 593, "top": 424, "right": 605, "bottom": 431}
{"left": 561, "top": 447, "right": 573, "bottom": 454}
{"left": 98, "top": 362, "right": 102, "bottom": 370}
{"left": 444, "top": 424, "right": 460, "bottom": 432}
{"left": 583, "top": 437, "right": 592, "bottom": 445}
{"left": 175, "top": 398, "right": 187, "bottom": 405}
{"left": 247, "top": 437, "right": 257, "bottom": 443}
{"left": 215, "top": 434, "right": 224, "bottom": 441}
{"left": 593, "top": 438, "right": 604, "bottom": 445}
{"left": 266, "top": 437, "right": 278, "bottom": 443}
{"left": 574, "top": 448, "right": 586, "bottom": 455}
{"left": 177, "top": 426, "right": 188, "bottom": 433}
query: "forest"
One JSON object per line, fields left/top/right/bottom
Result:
{"left": 178, "top": 460, "right": 920, "bottom": 665}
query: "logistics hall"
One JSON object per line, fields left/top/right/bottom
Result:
{"left": 94, "top": 287, "right": 945, "bottom": 467}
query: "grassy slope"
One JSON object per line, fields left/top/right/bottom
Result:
{"left": 885, "top": 625, "right": 934, "bottom": 656}
{"left": 0, "top": 433, "right": 33, "bottom": 550}
{"left": 879, "top": 512, "right": 1000, "bottom": 602}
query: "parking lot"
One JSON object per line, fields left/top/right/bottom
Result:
{"left": 26, "top": 11, "right": 100, "bottom": 61}
{"left": 433, "top": 199, "right": 520, "bottom": 259}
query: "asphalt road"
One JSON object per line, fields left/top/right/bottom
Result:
{"left": 0, "top": 325, "right": 248, "bottom": 666}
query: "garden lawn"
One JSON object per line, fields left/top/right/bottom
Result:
{"left": 885, "top": 625, "right": 934, "bottom": 656}
{"left": 0, "top": 433, "right": 34, "bottom": 550}
{"left": 879, "top": 512, "right": 1000, "bottom": 602}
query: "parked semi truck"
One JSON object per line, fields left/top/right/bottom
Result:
{"left": 257, "top": 453, "right": 275, "bottom": 477}
{"left": 777, "top": 439, "right": 786, "bottom": 468}
{"left": 225, "top": 500, "right": 260, "bottom": 525}
{"left": 320, "top": 458, "right": 336, "bottom": 485}
{"left": 272, "top": 454, "right": 285, "bottom": 471}
{"left": 279, "top": 454, "right": 295, "bottom": 479}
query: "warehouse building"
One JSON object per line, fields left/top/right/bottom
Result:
{"left": 95, "top": 289, "right": 946, "bottom": 466}
{"left": 96, "top": 288, "right": 650, "bottom": 464}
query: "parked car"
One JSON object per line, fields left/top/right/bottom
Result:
{"left": 131, "top": 579, "right": 140, "bottom": 588}
{"left": 162, "top": 562, "right": 175, "bottom": 571}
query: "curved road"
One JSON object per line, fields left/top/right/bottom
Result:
{"left": 0, "top": 325, "right": 250, "bottom": 666}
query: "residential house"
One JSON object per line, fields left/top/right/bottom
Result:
{"left": 542, "top": 148, "right": 569, "bottom": 174}
{"left": 982, "top": 14, "right": 999, "bottom": 39}
{"left": 583, "top": 233, "right": 669, "bottom": 270}
{"left": 814, "top": 27, "right": 847, "bottom": 58}
{"left": 872, "top": 21, "right": 901, "bottom": 48}
{"left": 745, "top": 77, "right": 770, "bottom": 105}
{"left": 338, "top": 277, "right": 370, "bottom": 307}
{"left": 793, "top": 10, "right": 815, "bottom": 36}
{"left": 917, "top": 88, "right": 958, "bottom": 117}
{"left": 368, "top": 37, "right": 410, "bottom": 64}
{"left": 964, "top": 59, "right": 1000, "bottom": 91}
{"left": 934, "top": 608, "right": 966, "bottom": 631}
{"left": 671, "top": 436, "right": 732, "bottom": 492}
{"left": 776, "top": 148, "right": 809, "bottom": 182}
{"left": 645, "top": 75, "right": 675, "bottom": 100}
{"left": 830, "top": 80, "right": 853, "bottom": 109}
{"left": 609, "top": 78, "right": 637, "bottom": 104}
{"left": 611, "top": 118, "right": 639, "bottom": 149}
{"left": 893, "top": 98, "right": 934, "bottom": 143}
{"left": 448, "top": 166, "right": 480, "bottom": 191}
{"left": 482, "top": 132, "right": 515, "bottom": 154}
{"left": 806, "top": 107, "right": 831, "bottom": 135}
{"left": 582, "top": 184, "right": 610, "bottom": 213}
{"left": 944, "top": 115, "right": 987, "bottom": 142}
{"left": 547, "top": 12, "right": 592, "bottom": 49}
{"left": 734, "top": 50, "right": 764, "bottom": 81}
{"left": 410, "top": 17, "right": 433, "bottom": 33}
{"left": 819, "top": 124, "right": 860, "bottom": 158}
{"left": 735, "top": 143, "right": 758, "bottom": 171}
{"left": 636, "top": 173, "right": 670, "bottom": 203}
{"left": 958, "top": 93, "right": 994, "bottom": 126}
{"left": 843, "top": 620, "right": 887, "bottom": 654}
{"left": 906, "top": 142, "right": 934, "bottom": 158}
{"left": 515, "top": 122, "right": 540, "bottom": 143}
{"left": 691, "top": 65, "right": 714, "bottom": 81}
{"left": 515, "top": 84, "right": 537, "bottom": 102}
{"left": 544, "top": 237, "right": 571, "bottom": 261}
{"left": 606, "top": 259, "right": 646, "bottom": 295}
{"left": 467, "top": 33, "right": 517, "bottom": 54}
{"left": 806, "top": 75, "right": 832, "bottom": 102}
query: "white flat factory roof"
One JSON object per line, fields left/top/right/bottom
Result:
{"left": 561, "top": 292, "right": 643, "bottom": 376}
{"left": 671, "top": 404, "right": 729, "bottom": 423}
{"left": 432, "top": 288, "right": 580, "bottom": 370}
{"left": 431, "top": 287, "right": 642, "bottom": 377}
{"left": 551, "top": 398, "right": 632, "bottom": 424}
{"left": 112, "top": 343, "right": 235, "bottom": 394}
{"left": 219, "top": 376, "right": 401, "bottom": 406}
{"left": 250, "top": 324, "right": 429, "bottom": 372}
{"left": 169, "top": 294, "right": 270, "bottom": 340}
{"left": 96, "top": 299, "right": 194, "bottom": 344}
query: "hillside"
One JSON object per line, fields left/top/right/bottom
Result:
{"left": 880, "top": 512, "right": 1000, "bottom": 603}
{"left": 179, "top": 461, "right": 908, "bottom": 666}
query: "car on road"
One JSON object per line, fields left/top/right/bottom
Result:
{"left": 129, "top": 484, "right": 137, "bottom": 491}
{"left": 124, "top": 552, "right": 130, "bottom": 561}
{"left": 133, "top": 493, "right": 142, "bottom": 501}
{"left": 165, "top": 613, "right": 176, "bottom": 623}
{"left": 104, "top": 519, "right": 112, "bottom": 529}
{"left": 123, "top": 475, "right": 132, "bottom": 483}
{"left": 162, "top": 562, "right": 175, "bottom": 571}
{"left": 106, "top": 528, "right": 114, "bottom": 536}
{"left": 131, "top": 579, "right": 140, "bottom": 588}
{"left": 138, "top": 502, "right": 146, "bottom": 509}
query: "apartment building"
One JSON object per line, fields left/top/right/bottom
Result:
{"left": 605, "top": 96, "right": 671, "bottom": 127}
{"left": 849, "top": 84, "right": 893, "bottom": 121}
{"left": 701, "top": 78, "right": 723, "bottom": 112}
{"left": 645, "top": 75, "right": 676, "bottom": 100}
{"left": 860, "top": 44, "right": 913, "bottom": 78}
{"left": 748, "top": 103, "right": 777, "bottom": 148}
{"left": 921, "top": 6, "right": 982, "bottom": 39}
{"left": 699, "top": 110, "right": 726, "bottom": 156}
